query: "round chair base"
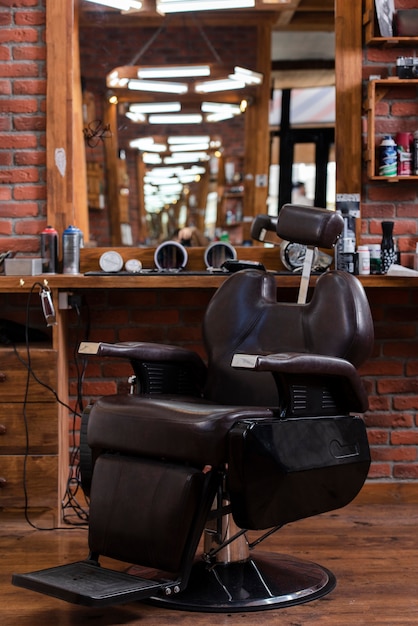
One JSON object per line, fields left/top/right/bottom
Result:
{"left": 149, "top": 552, "right": 336, "bottom": 613}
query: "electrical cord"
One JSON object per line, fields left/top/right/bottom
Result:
{"left": 14, "top": 282, "right": 90, "bottom": 530}
{"left": 61, "top": 294, "right": 91, "bottom": 526}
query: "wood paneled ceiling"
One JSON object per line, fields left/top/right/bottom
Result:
{"left": 79, "top": 0, "right": 335, "bottom": 88}
{"left": 79, "top": 0, "right": 334, "bottom": 33}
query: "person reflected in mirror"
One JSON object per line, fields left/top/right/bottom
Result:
{"left": 291, "top": 181, "right": 313, "bottom": 206}
{"left": 171, "top": 226, "right": 209, "bottom": 247}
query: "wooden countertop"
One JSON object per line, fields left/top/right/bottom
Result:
{"left": 1, "top": 272, "right": 418, "bottom": 292}
{"left": 1, "top": 244, "right": 417, "bottom": 291}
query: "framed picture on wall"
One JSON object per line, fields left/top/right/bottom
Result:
{"left": 375, "top": 0, "right": 395, "bottom": 37}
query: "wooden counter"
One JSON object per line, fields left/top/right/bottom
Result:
{"left": 2, "top": 272, "right": 418, "bottom": 292}
{"left": 3, "top": 245, "right": 418, "bottom": 291}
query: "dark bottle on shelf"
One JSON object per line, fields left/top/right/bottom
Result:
{"left": 380, "top": 221, "right": 396, "bottom": 274}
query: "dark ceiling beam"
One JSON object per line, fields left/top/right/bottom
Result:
{"left": 272, "top": 59, "right": 334, "bottom": 71}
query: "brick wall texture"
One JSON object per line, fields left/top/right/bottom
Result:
{"left": 0, "top": 0, "right": 47, "bottom": 254}
{"left": 2, "top": 1, "right": 418, "bottom": 481}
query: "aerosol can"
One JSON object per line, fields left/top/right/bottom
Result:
{"left": 62, "top": 225, "right": 83, "bottom": 274}
{"left": 40, "top": 225, "right": 58, "bottom": 273}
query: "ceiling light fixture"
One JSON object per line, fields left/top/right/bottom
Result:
{"left": 144, "top": 175, "right": 180, "bottom": 185}
{"left": 130, "top": 102, "right": 182, "bottom": 114}
{"left": 205, "top": 111, "right": 235, "bottom": 122}
{"left": 164, "top": 152, "right": 210, "bottom": 164}
{"left": 138, "top": 65, "right": 211, "bottom": 79}
{"left": 201, "top": 102, "right": 241, "bottom": 114}
{"left": 142, "top": 153, "right": 163, "bottom": 164}
{"left": 195, "top": 78, "right": 246, "bottom": 94}
{"left": 230, "top": 66, "right": 263, "bottom": 85}
{"left": 128, "top": 79, "right": 188, "bottom": 94}
{"left": 126, "top": 111, "right": 146, "bottom": 123}
{"left": 84, "top": 0, "right": 142, "bottom": 9}
{"left": 129, "top": 137, "right": 167, "bottom": 151}
{"left": 156, "top": 0, "right": 255, "bottom": 13}
{"left": 148, "top": 114, "right": 203, "bottom": 124}
{"left": 167, "top": 135, "right": 211, "bottom": 144}
{"left": 169, "top": 142, "right": 210, "bottom": 152}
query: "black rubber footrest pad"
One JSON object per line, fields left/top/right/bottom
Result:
{"left": 12, "top": 561, "right": 164, "bottom": 607}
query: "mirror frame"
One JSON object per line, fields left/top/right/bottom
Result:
{"left": 46, "top": 0, "right": 362, "bottom": 244}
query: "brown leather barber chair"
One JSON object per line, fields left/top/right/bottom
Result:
{"left": 13, "top": 205, "right": 374, "bottom": 612}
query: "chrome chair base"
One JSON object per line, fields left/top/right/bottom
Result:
{"left": 150, "top": 552, "right": 336, "bottom": 613}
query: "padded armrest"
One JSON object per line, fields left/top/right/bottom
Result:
{"left": 79, "top": 341, "right": 205, "bottom": 368}
{"left": 79, "top": 341, "right": 207, "bottom": 395}
{"left": 231, "top": 351, "right": 369, "bottom": 413}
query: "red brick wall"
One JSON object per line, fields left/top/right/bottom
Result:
{"left": 0, "top": 0, "right": 47, "bottom": 254}
{"left": 2, "top": 1, "right": 418, "bottom": 482}
{"left": 359, "top": 2, "right": 418, "bottom": 479}
{"left": 363, "top": 288, "right": 418, "bottom": 479}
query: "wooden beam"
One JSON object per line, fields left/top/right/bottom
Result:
{"left": 243, "top": 19, "right": 272, "bottom": 240}
{"left": 335, "top": 0, "right": 362, "bottom": 194}
{"left": 47, "top": 0, "right": 89, "bottom": 242}
{"left": 46, "top": 0, "right": 74, "bottom": 236}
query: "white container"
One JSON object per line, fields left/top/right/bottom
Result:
{"left": 4, "top": 258, "right": 43, "bottom": 276}
{"left": 357, "top": 245, "right": 370, "bottom": 275}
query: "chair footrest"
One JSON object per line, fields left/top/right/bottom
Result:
{"left": 12, "top": 561, "right": 166, "bottom": 607}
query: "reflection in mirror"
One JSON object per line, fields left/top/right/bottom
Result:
{"left": 268, "top": 85, "right": 336, "bottom": 213}
{"left": 154, "top": 240, "right": 188, "bottom": 270}
{"left": 78, "top": 4, "right": 266, "bottom": 247}
{"left": 204, "top": 241, "right": 237, "bottom": 268}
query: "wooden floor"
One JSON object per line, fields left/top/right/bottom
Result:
{"left": 2, "top": 499, "right": 418, "bottom": 626}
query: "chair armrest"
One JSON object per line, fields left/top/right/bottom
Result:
{"left": 79, "top": 341, "right": 203, "bottom": 366}
{"left": 231, "top": 351, "right": 369, "bottom": 414}
{"left": 79, "top": 341, "right": 207, "bottom": 396}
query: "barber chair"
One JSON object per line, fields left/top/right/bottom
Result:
{"left": 13, "top": 204, "right": 374, "bottom": 612}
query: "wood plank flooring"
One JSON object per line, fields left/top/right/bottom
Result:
{"left": 2, "top": 500, "right": 418, "bottom": 625}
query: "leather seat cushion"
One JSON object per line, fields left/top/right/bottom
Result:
{"left": 87, "top": 394, "right": 274, "bottom": 468}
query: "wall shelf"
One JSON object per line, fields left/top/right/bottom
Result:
{"left": 363, "top": 0, "right": 418, "bottom": 46}
{"left": 365, "top": 78, "right": 418, "bottom": 179}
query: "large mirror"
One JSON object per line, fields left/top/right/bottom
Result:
{"left": 46, "top": 1, "right": 361, "bottom": 249}
{"left": 77, "top": 1, "right": 274, "bottom": 247}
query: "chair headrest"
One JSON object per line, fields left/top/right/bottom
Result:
{"left": 277, "top": 204, "right": 344, "bottom": 248}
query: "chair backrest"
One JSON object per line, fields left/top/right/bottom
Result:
{"left": 202, "top": 269, "right": 374, "bottom": 406}
{"left": 202, "top": 205, "right": 374, "bottom": 407}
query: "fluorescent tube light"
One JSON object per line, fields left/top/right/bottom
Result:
{"left": 125, "top": 112, "right": 146, "bottom": 123}
{"left": 183, "top": 166, "right": 207, "bottom": 175}
{"left": 85, "top": 0, "right": 142, "bottom": 9}
{"left": 142, "top": 153, "right": 163, "bottom": 164}
{"left": 230, "top": 66, "right": 263, "bottom": 85}
{"left": 206, "top": 111, "right": 235, "bottom": 122}
{"left": 157, "top": 0, "right": 255, "bottom": 13}
{"left": 150, "top": 166, "right": 182, "bottom": 176}
{"left": 201, "top": 102, "right": 241, "bottom": 114}
{"left": 144, "top": 176, "right": 180, "bottom": 185}
{"left": 148, "top": 114, "right": 203, "bottom": 124}
{"left": 138, "top": 65, "right": 210, "bottom": 79}
{"left": 128, "top": 79, "right": 188, "bottom": 94}
{"left": 108, "top": 75, "right": 129, "bottom": 88}
{"left": 195, "top": 78, "right": 246, "bottom": 93}
{"left": 129, "top": 138, "right": 167, "bottom": 151}
{"left": 170, "top": 142, "right": 210, "bottom": 152}
{"left": 164, "top": 152, "right": 210, "bottom": 164}
{"left": 167, "top": 135, "right": 211, "bottom": 144}
{"left": 129, "top": 102, "right": 181, "bottom": 113}
{"left": 179, "top": 174, "right": 202, "bottom": 183}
